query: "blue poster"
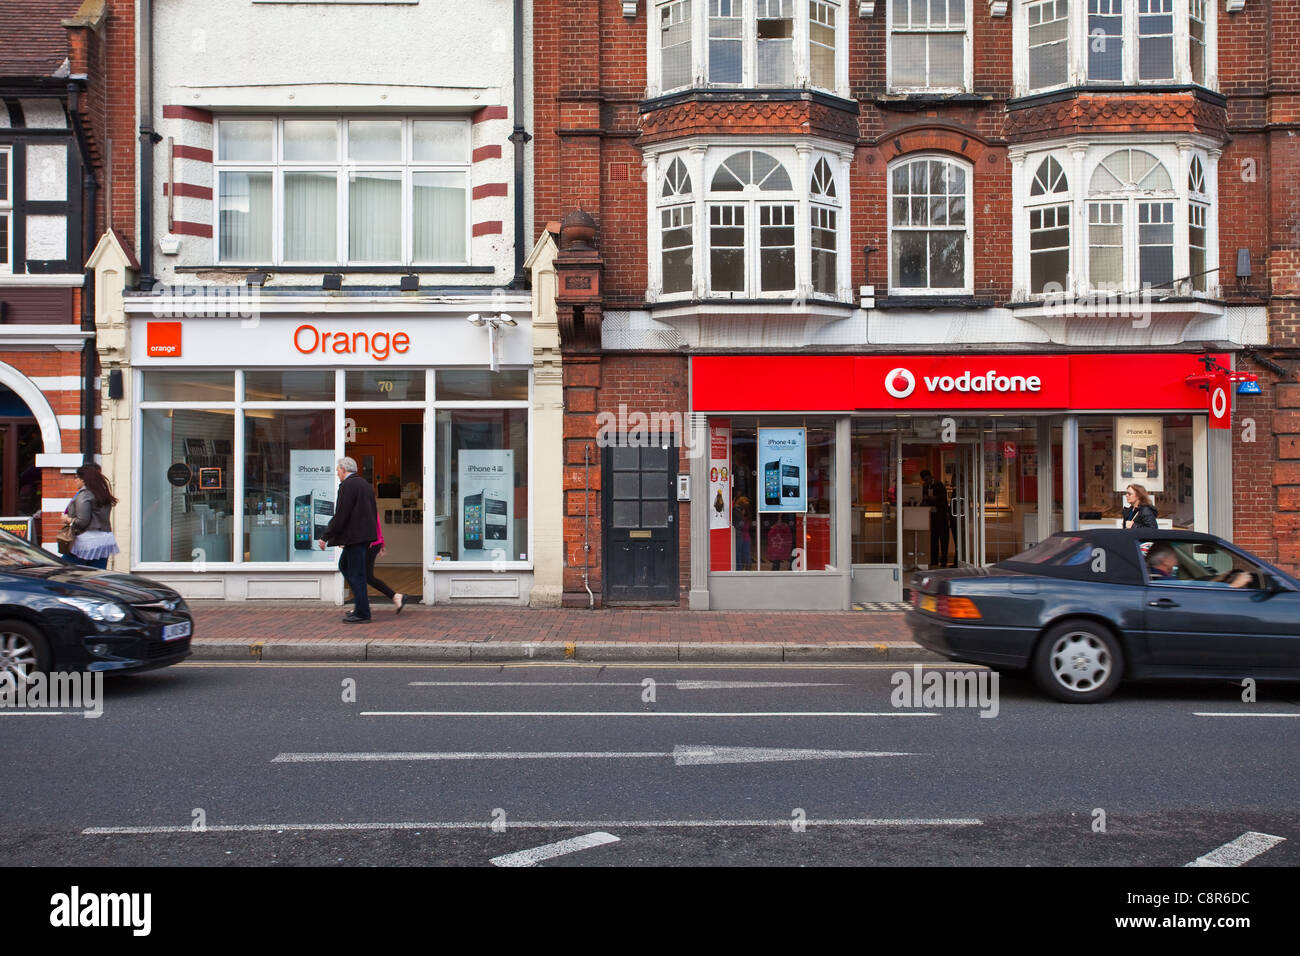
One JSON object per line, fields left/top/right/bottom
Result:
{"left": 757, "top": 427, "right": 807, "bottom": 513}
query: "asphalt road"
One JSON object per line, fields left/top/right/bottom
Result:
{"left": 2, "top": 662, "right": 1297, "bottom": 867}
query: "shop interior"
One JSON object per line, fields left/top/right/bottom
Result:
{"left": 345, "top": 408, "right": 424, "bottom": 600}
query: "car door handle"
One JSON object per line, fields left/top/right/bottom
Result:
{"left": 1148, "top": 598, "right": 1180, "bottom": 608}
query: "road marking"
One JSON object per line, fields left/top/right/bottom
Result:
{"left": 407, "top": 680, "right": 844, "bottom": 689}
{"left": 360, "top": 711, "right": 936, "bottom": 718}
{"left": 272, "top": 745, "right": 922, "bottom": 766}
{"left": 1193, "top": 713, "right": 1300, "bottom": 718}
{"left": 83, "top": 818, "right": 983, "bottom": 835}
{"left": 490, "top": 832, "right": 620, "bottom": 867}
{"left": 1185, "top": 831, "right": 1287, "bottom": 867}
{"left": 179, "top": 661, "right": 976, "bottom": 671}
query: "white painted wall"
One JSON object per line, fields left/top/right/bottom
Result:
{"left": 150, "top": 0, "right": 528, "bottom": 287}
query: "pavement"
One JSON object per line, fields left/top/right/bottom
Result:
{"left": 187, "top": 601, "right": 940, "bottom": 664}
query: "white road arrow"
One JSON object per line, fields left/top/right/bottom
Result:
{"left": 271, "top": 745, "right": 922, "bottom": 766}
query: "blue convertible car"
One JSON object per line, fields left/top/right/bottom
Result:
{"left": 906, "top": 530, "right": 1300, "bottom": 702}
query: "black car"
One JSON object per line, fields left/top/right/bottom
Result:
{"left": 906, "top": 529, "right": 1300, "bottom": 703}
{"left": 0, "top": 530, "right": 192, "bottom": 681}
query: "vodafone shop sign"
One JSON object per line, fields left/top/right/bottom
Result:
{"left": 691, "top": 353, "right": 1228, "bottom": 413}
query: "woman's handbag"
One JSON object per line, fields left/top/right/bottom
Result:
{"left": 56, "top": 523, "right": 76, "bottom": 555}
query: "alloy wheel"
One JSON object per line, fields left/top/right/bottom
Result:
{"left": 1048, "top": 631, "right": 1112, "bottom": 692}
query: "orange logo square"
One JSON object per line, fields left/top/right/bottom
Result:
{"left": 147, "top": 322, "right": 182, "bottom": 357}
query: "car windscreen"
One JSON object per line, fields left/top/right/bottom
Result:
{"left": 995, "top": 535, "right": 1145, "bottom": 585}
{"left": 0, "top": 529, "right": 69, "bottom": 568}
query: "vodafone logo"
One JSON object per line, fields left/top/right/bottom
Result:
{"left": 1211, "top": 386, "right": 1228, "bottom": 419}
{"left": 885, "top": 367, "right": 915, "bottom": 399}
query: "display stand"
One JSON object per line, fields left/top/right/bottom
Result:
{"left": 902, "top": 506, "right": 931, "bottom": 570}
{"left": 248, "top": 516, "right": 285, "bottom": 562}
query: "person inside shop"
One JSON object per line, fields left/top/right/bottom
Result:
{"left": 919, "top": 469, "right": 951, "bottom": 568}
{"left": 767, "top": 513, "right": 793, "bottom": 571}
{"left": 1122, "top": 484, "right": 1159, "bottom": 529}
{"left": 319, "top": 456, "right": 379, "bottom": 624}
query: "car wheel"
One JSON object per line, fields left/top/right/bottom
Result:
{"left": 0, "top": 620, "right": 51, "bottom": 685}
{"left": 1032, "top": 621, "right": 1124, "bottom": 703}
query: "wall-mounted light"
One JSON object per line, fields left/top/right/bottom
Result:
{"left": 400, "top": 274, "right": 419, "bottom": 291}
{"left": 622, "top": 0, "right": 637, "bottom": 16}
{"left": 322, "top": 273, "right": 343, "bottom": 291}
{"left": 467, "top": 313, "right": 517, "bottom": 372}
{"left": 1235, "top": 249, "right": 1251, "bottom": 292}
{"left": 245, "top": 272, "right": 268, "bottom": 287}
{"left": 858, "top": 0, "right": 876, "bottom": 15}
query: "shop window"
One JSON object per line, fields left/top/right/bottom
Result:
{"left": 0, "top": 147, "right": 10, "bottom": 272}
{"left": 215, "top": 117, "right": 470, "bottom": 267}
{"left": 650, "top": 0, "right": 842, "bottom": 95}
{"left": 1077, "top": 415, "right": 1197, "bottom": 530}
{"left": 142, "top": 371, "right": 235, "bottom": 403}
{"left": 436, "top": 369, "right": 528, "bottom": 402}
{"left": 888, "top": 156, "right": 970, "bottom": 293}
{"left": 1021, "top": 0, "right": 1215, "bottom": 93}
{"left": 711, "top": 417, "right": 835, "bottom": 572}
{"left": 346, "top": 369, "right": 426, "bottom": 402}
{"left": 434, "top": 408, "right": 529, "bottom": 562}
{"left": 889, "top": 0, "right": 969, "bottom": 92}
{"left": 244, "top": 370, "right": 336, "bottom": 402}
{"left": 140, "top": 409, "right": 236, "bottom": 563}
{"left": 243, "top": 410, "right": 336, "bottom": 564}
{"left": 851, "top": 421, "right": 898, "bottom": 566}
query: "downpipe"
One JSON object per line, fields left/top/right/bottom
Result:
{"left": 583, "top": 442, "right": 593, "bottom": 609}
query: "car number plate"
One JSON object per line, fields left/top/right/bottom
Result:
{"left": 162, "top": 621, "right": 191, "bottom": 641}
{"left": 920, "top": 594, "right": 938, "bottom": 613}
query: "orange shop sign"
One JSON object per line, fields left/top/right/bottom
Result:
{"left": 146, "top": 322, "right": 183, "bottom": 357}
{"left": 292, "top": 323, "right": 410, "bottom": 361}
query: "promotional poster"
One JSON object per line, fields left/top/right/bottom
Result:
{"left": 289, "top": 449, "right": 337, "bottom": 562}
{"left": 458, "top": 449, "right": 514, "bottom": 562}
{"left": 1114, "top": 417, "right": 1164, "bottom": 494}
{"left": 757, "top": 427, "right": 807, "bottom": 513}
{"left": 708, "top": 421, "right": 731, "bottom": 531}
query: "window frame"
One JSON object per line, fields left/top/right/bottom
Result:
{"left": 886, "top": 153, "right": 974, "bottom": 295}
{"left": 886, "top": 0, "right": 973, "bottom": 94}
{"left": 0, "top": 146, "right": 11, "bottom": 274}
{"left": 646, "top": 141, "right": 852, "bottom": 304}
{"left": 213, "top": 116, "right": 472, "bottom": 269}
{"left": 1014, "top": 0, "right": 1218, "bottom": 95}
{"left": 648, "top": 0, "right": 848, "bottom": 97}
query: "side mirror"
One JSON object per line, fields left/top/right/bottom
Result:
{"left": 1261, "top": 573, "right": 1284, "bottom": 594}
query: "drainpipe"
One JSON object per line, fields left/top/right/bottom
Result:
{"left": 582, "top": 442, "right": 594, "bottom": 608}
{"left": 508, "top": 0, "right": 531, "bottom": 289}
{"left": 68, "top": 82, "right": 98, "bottom": 462}
{"left": 137, "top": 0, "right": 158, "bottom": 289}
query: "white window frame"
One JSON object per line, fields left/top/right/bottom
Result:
{"left": 644, "top": 140, "right": 852, "bottom": 304}
{"left": 886, "top": 153, "right": 974, "bottom": 295}
{"left": 1025, "top": 153, "right": 1072, "bottom": 295}
{"left": 213, "top": 116, "right": 472, "bottom": 268}
{"left": 1010, "top": 138, "right": 1220, "bottom": 300}
{"left": 0, "top": 146, "right": 11, "bottom": 274}
{"left": 647, "top": 0, "right": 849, "bottom": 98}
{"left": 1013, "top": 0, "right": 1219, "bottom": 95}
{"left": 886, "top": 0, "right": 973, "bottom": 94}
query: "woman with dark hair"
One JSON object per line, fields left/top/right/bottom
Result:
{"left": 63, "top": 463, "right": 120, "bottom": 569}
{"left": 1122, "top": 483, "right": 1159, "bottom": 530}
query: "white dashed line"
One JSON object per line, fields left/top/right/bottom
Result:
{"left": 490, "top": 832, "right": 621, "bottom": 867}
{"left": 1186, "top": 831, "right": 1287, "bottom": 867}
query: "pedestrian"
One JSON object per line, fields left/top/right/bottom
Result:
{"left": 62, "top": 463, "right": 120, "bottom": 570}
{"left": 920, "top": 469, "right": 950, "bottom": 568}
{"left": 366, "top": 511, "right": 406, "bottom": 614}
{"left": 767, "top": 513, "right": 792, "bottom": 570}
{"left": 733, "top": 500, "right": 752, "bottom": 569}
{"left": 318, "top": 456, "right": 379, "bottom": 623}
{"left": 1122, "top": 483, "right": 1159, "bottom": 530}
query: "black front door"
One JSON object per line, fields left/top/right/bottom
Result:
{"left": 603, "top": 444, "right": 678, "bottom": 604}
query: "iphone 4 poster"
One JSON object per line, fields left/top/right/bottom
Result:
{"left": 757, "top": 427, "right": 807, "bottom": 513}
{"left": 458, "top": 449, "right": 514, "bottom": 562}
{"left": 1113, "top": 417, "right": 1164, "bottom": 494}
{"left": 289, "top": 449, "right": 338, "bottom": 562}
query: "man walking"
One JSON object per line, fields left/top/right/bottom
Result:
{"left": 318, "top": 456, "right": 379, "bottom": 623}
{"left": 919, "top": 469, "right": 950, "bottom": 569}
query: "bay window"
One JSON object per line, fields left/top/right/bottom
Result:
{"left": 215, "top": 117, "right": 470, "bottom": 267}
{"left": 1016, "top": 0, "right": 1217, "bottom": 93}
{"left": 650, "top": 0, "right": 846, "bottom": 96}
{"left": 648, "top": 144, "right": 850, "bottom": 303}
{"left": 1015, "top": 143, "right": 1219, "bottom": 299}
{"left": 887, "top": 155, "right": 971, "bottom": 293}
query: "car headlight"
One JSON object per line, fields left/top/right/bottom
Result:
{"left": 56, "top": 596, "right": 128, "bottom": 623}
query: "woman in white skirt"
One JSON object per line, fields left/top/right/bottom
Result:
{"left": 63, "top": 463, "right": 120, "bottom": 570}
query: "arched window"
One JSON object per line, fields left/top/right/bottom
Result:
{"left": 810, "top": 157, "right": 839, "bottom": 296}
{"left": 708, "top": 151, "right": 795, "bottom": 295}
{"left": 660, "top": 157, "right": 694, "bottom": 296}
{"left": 1027, "top": 156, "right": 1070, "bottom": 295}
{"left": 1087, "top": 149, "right": 1174, "bottom": 292}
{"left": 1188, "top": 154, "right": 1208, "bottom": 292}
{"left": 888, "top": 155, "right": 971, "bottom": 292}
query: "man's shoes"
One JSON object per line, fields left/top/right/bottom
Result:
{"left": 394, "top": 593, "right": 405, "bottom": 615}
{"left": 341, "top": 613, "right": 371, "bottom": 624}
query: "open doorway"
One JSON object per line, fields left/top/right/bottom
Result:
{"left": 345, "top": 408, "right": 424, "bottom": 603}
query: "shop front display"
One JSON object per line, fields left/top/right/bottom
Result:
{"left": 690, "top": 352, "right": 1231, "bottom": 609}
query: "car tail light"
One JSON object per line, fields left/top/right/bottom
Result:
{"left": 941, "top": 596, "right": 982, "bottom": 619}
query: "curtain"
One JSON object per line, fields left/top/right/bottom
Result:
{"left": 285, "top": 172, "right": 337, "bottom": 263}
{"left": 349, "top": 171, "right": 401, "bottom": 263}
{"left": 413, "top": 172, "right": 466, "bottom": 263}
{"left": 219, "top": 172, "right": 272, "bottom": 263}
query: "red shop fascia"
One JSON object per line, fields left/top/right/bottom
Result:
{"left": 692, "top": 353, "right": 1234, "bottom": 422}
